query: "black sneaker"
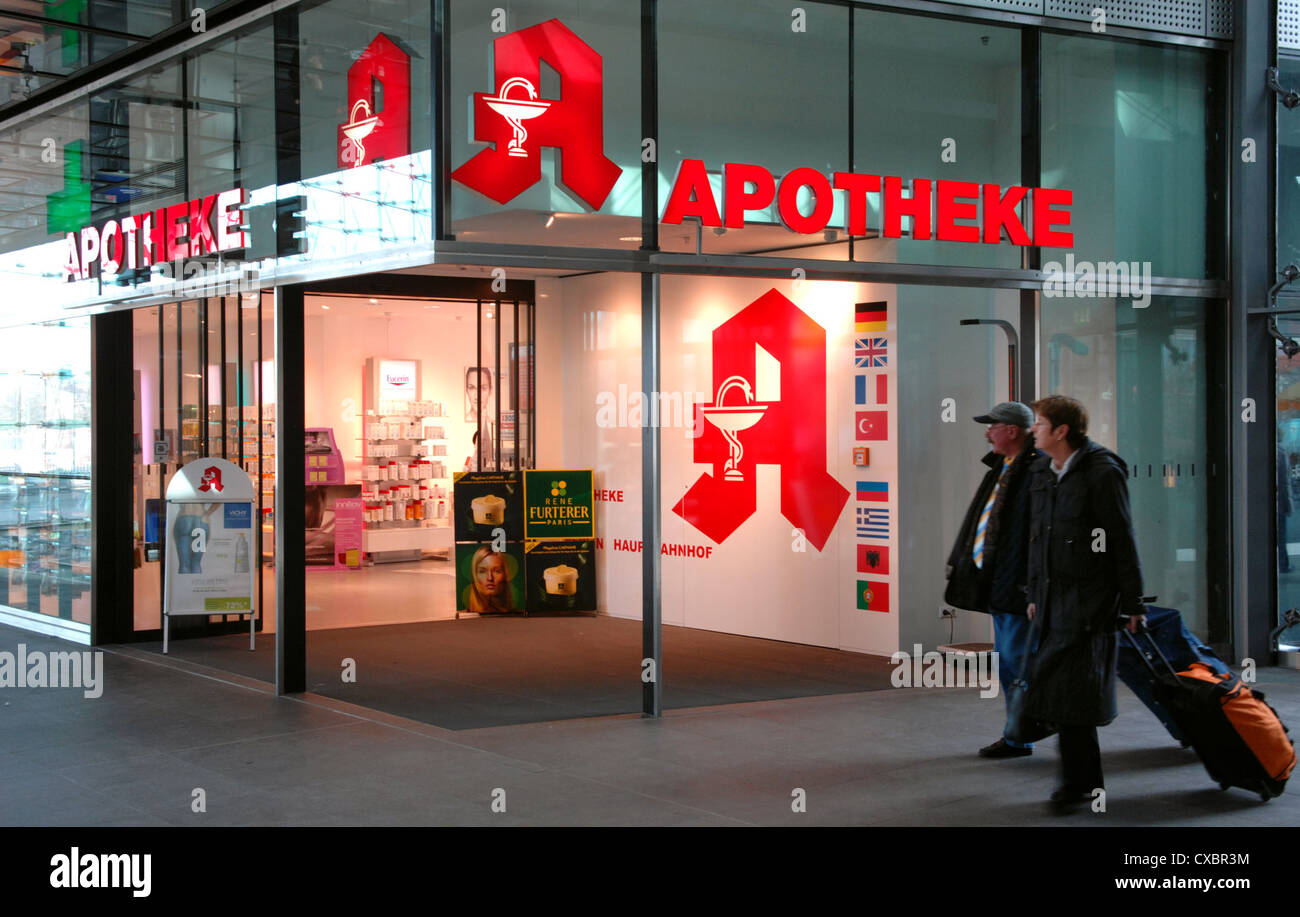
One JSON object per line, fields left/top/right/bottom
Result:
{"left": 978, "top": 738, "right": 1032, "bottom": 759}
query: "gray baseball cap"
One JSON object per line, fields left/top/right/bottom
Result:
{"left": 973, "top": 401, "right": 1033, "bottom": 428}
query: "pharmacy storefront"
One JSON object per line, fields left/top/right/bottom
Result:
{"left": 0, "top": 0, "right": 1276, "bottom": 720}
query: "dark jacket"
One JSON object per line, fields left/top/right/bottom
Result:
{"left": 945, "top": 437, "right": 1039, "bottom": 615}
{"left": 1023, "top": 439, "right": 1146, "bottom": 727}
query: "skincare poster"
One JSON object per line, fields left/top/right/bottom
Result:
{"left": 455, "top": 542, "right": 525, "bottom": 614}
{"left": 452, "top": 471, "right": 523, "bottom": 543}
{"left": 306, "top": 484, "right": 362, "bottom": 567}
{"left": 523, "top": 470, "right": 594, "bottom": 539}
{"left": 332, "top": 497, "right": 364, "bottom": 569}
{"left": 524, "top": 540, "right": 596, "bottom": 612}
{"left": 165, "top": 500, "right": 254, "bottom": 612}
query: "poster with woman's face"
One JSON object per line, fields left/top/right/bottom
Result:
{"left": 455, "top": 542, "right": 525, "bottom": 614}
{"left": 465, "top": 367, "right": 493, "bottom": 423}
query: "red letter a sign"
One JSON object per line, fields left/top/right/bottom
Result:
{"left": 338, "top": 34, "right": 411, "bottom": 168}
{"left": 452, "top": 19, "right": 622, "bottom": 211}
{"left": 673, "top": 290, "right": 849, "bottom": 550}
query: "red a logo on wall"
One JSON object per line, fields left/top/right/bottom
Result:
{"left": 338, "top": 34, "right": 411, "bottom": 169}
{"left": 673, "top": 290, "right": 850, "bottom": 550}
{"left": 452, "top": 19, "right": 622, "bottom": 211}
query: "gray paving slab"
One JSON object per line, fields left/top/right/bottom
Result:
{"left": 1, "top": 622, "right": 1298, "bottom": 826}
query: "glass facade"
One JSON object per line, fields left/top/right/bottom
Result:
{"left": 0, "top": 318, "right": 92, "bottom": 633}
{"left": 1280, "top": 56, "right": 1300, "bottom": 272}
{"left": 854, "top": 11, "right": 1022, "bottom": 269}
{"left": 450, "top": 0, "right": 641, "bottom": 248}
{"left": 0, "top": 0, "right": 1261, "bottom": 674}
{"left": 0, "top": 1, "right": 188, "bottom": 110}
{"left": 1280, "top": 51, "right": 1300, "bottom": 654}
{"left": 1041, "top": 34, "right": 1221, "bottom": 279}
{"left": 1040, "top": 295, "right": 1217, "bottom": 637}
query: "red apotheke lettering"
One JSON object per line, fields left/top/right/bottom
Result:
{"left": 63, "top": 188, "right": 248, "bottom": 281}
{"left": 662, "top": 159, "right": 1074, "bottom": 247}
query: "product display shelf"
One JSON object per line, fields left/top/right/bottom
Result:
{"left": 228, "top": 408, "right": 275, "bottom": 564}
{"left": 360, "top": 406, "right": 451, "bottom": 562}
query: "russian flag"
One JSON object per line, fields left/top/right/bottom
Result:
{"left": 856, "top": 481, "right": 888, "bottom": 502}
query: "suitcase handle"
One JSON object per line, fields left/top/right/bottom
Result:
{"left": 1115, "top": 595, "right": 1158, "bottom": 633}
{"left": 1118, "top": 621, "right": 1179, "bottom": 679}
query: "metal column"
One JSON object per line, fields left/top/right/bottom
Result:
{"left": 640, "top": 0, "right": 662, "bottom": 716}
{"left": 90, "top": 310, "right": 136, "bottom": 645}
{"left": 275, "top": 285, "right": 306, "bottom": 693}
{"left": 1230, "top": 0, "right": 1276, "bottom": 662}
{"left": 273, "top": 5, "right": 305, "bottom": 693}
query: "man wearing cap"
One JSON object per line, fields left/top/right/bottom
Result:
{"left": 945, "top": 401, "right": 1041, "bottom": 759}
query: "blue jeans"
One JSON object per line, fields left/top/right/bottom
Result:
{"left": 994, "top": 612, "right": 1033, "bottom": 748}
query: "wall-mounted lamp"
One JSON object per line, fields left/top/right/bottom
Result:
{"left": 1267, "top": 67, "right": 1300, "bottom": 110}
{"left": 960, "top": 318, "right": 1019, "bottom": 402}
{"left": 1267, "top": 265, "right": 1300, "bottom": 357}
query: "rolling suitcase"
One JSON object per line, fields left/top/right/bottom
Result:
{"left": 1120, "top": 626, "right": 1296, "bottom": 801}
{"left": 1116, "top": 605, "right": 1230, "bottom": 745}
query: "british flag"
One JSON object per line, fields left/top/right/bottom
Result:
{"left": 855, "top": 337, "right": 888, "bottom": 368}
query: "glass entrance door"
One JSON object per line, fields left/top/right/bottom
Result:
{"left": 1040, "top": 296, "right": 1225, "bottom": 645}
{"left": 131, "top": 292, "right": 275, "bottom": 637}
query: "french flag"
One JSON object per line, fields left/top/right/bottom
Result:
{"left": 855, "top": 375, "right": 888, "bottom": 406}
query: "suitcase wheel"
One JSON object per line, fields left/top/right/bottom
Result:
{"left": 1259, "top": 792, "right": 1272, "bottom": 803}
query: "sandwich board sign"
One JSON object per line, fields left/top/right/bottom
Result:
{"left": 163, "top": 458, "right": 257, "bottom": 653}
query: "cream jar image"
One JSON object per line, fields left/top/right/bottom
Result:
{"left": 543, "top": 564, "right": 578, "bottom": 595}
{"left": 471, "top": 494, "right": 506, "bottom": 525}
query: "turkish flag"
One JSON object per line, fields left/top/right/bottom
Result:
{"left": 855, "top": 410, "right": 888, "bottom": 441}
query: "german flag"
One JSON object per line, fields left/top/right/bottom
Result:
{"left": 855, "top": 302, "right": 887, "bottom": 332}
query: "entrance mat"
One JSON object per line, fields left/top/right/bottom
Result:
{"left": 133, "top": 616, "right": 896, "bottom": 730}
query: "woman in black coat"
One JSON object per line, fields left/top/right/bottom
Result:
{"left": 1023, "top": 396, "right": 1147, "bottom": 813}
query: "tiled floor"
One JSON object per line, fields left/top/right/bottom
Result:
{"left": 1, "top": 623, "right": 1297, "bottom": 826}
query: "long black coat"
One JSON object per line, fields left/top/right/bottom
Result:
{"left": 1023, "top": 440, "right": 1146, "bottom": 727}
